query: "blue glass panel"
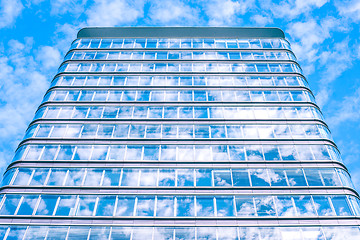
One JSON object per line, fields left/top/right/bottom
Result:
{"left": 159, "top": 169, "right": 175, "bottom": 186}
{"left": 67, "top": 227, "right": 89, "bottom": 240}
{"left": 255, "top": 196, "right": 276, "bottom": 216}
{"left": 0, "top": 195, "right": 21, "bottom": 215}
{"left": 55, "top": 196, "right": 77, "bottom": 216}
{"left": 36, "top": 195, "right": 57, "bottom": 215}
{"left": 177, "top": 169, "right": 194, "bottom": 186}
{"left": 110, "top": 227, "right": 132, "bottom": 240}
{"left": 44, "top": 226, "right": 68, "bottom": 240}
{"left": 102, "top": 169, "right": 121, "bottom": 186}
{"left": 332, "top": 196, "right": 352, "bottom": 216}
{"left": 232, "top": 170, "right": 250, "bottom": 186}
{"left": 136, "top": 196, "right": 155, "bottom": 216}
{"left": 176, "top": 196, "right": 194, "bottom": 216}
{"left": 17, "top": 195, "right": 38, "bottom": 215}
{"left": 157, "top": 196, "right": 175, "bottom": 217}
{"left": 116, "top": 197, "right": 135, "bottom": 216}
{"left": 196, "top": 197, "right": 214, "bottom": 216}
{"left": 312, "top": 196, "right": 335, "bottom": 216}
{"left": 235, "top": 197, "right": 255, "bottom": 216}
{"left": 216, "top": 196, "right": 235, "bottom": 216}
{"left": 196, "top": 169, "right": 212, "bottom": 186}
{"left": 96, "top": 196, "right": 116, "bottom": 216}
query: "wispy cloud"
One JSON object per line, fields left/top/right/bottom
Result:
{"left": 0, "top": 0, "right": 24, "bottom": 28}
{"left": 315, "top": 38, "right": 354, "bottom": 107}
{"left": 86, "top": 0, "right": 145, "bottom": 26}
{"left": 148, "top": 0, "right": 200, "bottom": 25}
{"left": 49, "top": 0, "right": 88, "bottom": 16}
{"left": 36, "top": 46, "right": 61, "bottom": 69}
{"left": 251, "top": 14, "right": 273, "bottom": 26}
{"left": 269, "top": 0, "right": 329, "bottom": 19}
{"left": 335, "top": 0, "right": 360, "bottom": 22}
{"left": 204, "top": 0, "right": 255, "bottom": 26}
{"left": 326, "top": 87, "right": 360, "bottom": 126}
{"left": 0, "top": 38, "right": 52, "bottom": 173}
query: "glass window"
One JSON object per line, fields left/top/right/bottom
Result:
{"left": 76, "top": 196, "right": 96, "bottom": 216}
{"left": 84, "top": 169, "right": 103, "bottom": 186}
{"left": 136, "top": 196, "right": 155, "bottom": 216}
{"left": 286, "top": 169, "right": 307, "bottom": 186}
{"left": 110, "top": 227, "right": 132, "bottom": 240}
{"left": 275, "top": 196, "right": 296, "bottom": 216}
{"left": 17, "top": 195, "right": 39, "bottom": 215}
{"left": 140, "top": 169, "right": 157, "bottom": 186}
{"left": 254, "top": 196, "right": 276, "bottom": 216}
{"left": 213, "top": 170, "right": 232, "bottom": 186}
{"left": 158, "top": 169, "right": 175, "bottom": 186}
{"left": 156, "top": 196, "right": 175, "bottom": 217}
{"left": 13, "top": 168, "right": 32, "bottom": 185}
{"left": 102, "top": 169, "right": 121, "bottom": 186}
{"left": 250, "top": 169, "right": 270, "bottom": 186}
{"left": 36, "top": 195, "right": 58, "bottom": 215}
{"left": 332, "top": 196, "right": 352, "bottom": 216}
{"left": 54, "top": 197, "right": 75, "bottom": 216}
{"left": 235, "top": 197, "right": 255, "bottom": 216}
{"left": 67, "top": 227, "right": 90, "bottom": 240}
{"left": 313, "top": 196, "right": 335, "bottom": 216}
{"left": 216, "top": 196, "right": 235, "bottom": 216}
{"left": 176, "top": 196, "right": 194, "bottom": 216}
{"left": 121, "top": 169, "right": 139, "bottom": 186}
{"left": 177, "top": 169, "right": 194, "bottom": 186}
{"left": 116, "top": 197, "right": 135, "bottom": 216}
{"left": 196, "top": 169, "right": 212, "bottom": 186}
{"left": 293, "top": 196, "right": 316, "bottom": 216}
{"left": 0, "top": 195, "right": 22, "bottom": 215}
{"left": 65, "top": 169, "right": 85, "bottom": 186}
{"left": 268, "top": 170, "right": 287, "bottom": 186}
{"left": 96, "top": 196, "right": 116, "bottom": 216}
{"left": 196, "top": 196, "right": 214, "bottom": 216}
{"left": 47, "top": 169, "right": 66, "bottom": 186}
{"left": 304, "top": 169, "right": 323, "bottom": 186}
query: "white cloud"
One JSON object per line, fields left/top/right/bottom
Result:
{"left": 0, "top": 0, "right": 24, "bottom": 28}
{"left": 326, "top": 87, "right": 360, "bottom": 126}
{"left": 286, "top": 17, "right": 342, "bottom": 74}
{"left": 0, "top": 38, "right": 51, "bottom": 174}
{"left": 251, "top": 14, "right": 273, "bottom": 26}
{"left": 36, "top": 46, "right": 62, "bottom": 69}
{"left": 204, "top": 0, "right": 255, "bottom": 26}
{"left": 86, "top": 0, "right": 145, "bottom": 26}
{"left": 315, "top": 38, "right": 354, "bottom": 107}
{"left": 148, "top": 0, "right": 199, "bottom": 24}
{"left": 50, "top": 0, "right": 88, "bottom": 16}
{"left": 319, "top": 38, "right": 353, "bottom": 83}
{"left": 270, "top": 0, "right": 329, "bottom": 19}
{"left": 335, "top": 0, "right": 360, "bottom": 22}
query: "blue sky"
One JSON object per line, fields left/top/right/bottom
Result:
{"left": 0, "top": 0, "right": 360, "bottom": 188}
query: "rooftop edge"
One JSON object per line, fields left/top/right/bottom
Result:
{"left": 77, "top": 27, "right": 285, "bottom": 39}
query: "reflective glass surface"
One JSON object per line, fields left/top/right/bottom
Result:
{"left": 0, "top": 194, "right": 358, "bottom": 217}
{"left": 51, "top": 75, "right": 308, "bottom": 87}
{"left": 65, "top": 50, "right": 296, "bottom": 61}
{"left": 3, "top": 167, "right": 354, "bottom": 189}
{"left": 2, "top": 32, "right": 358, "bottom": 237}
{"left": 2, "top": 225, "right": 360, "bottom": 240}
{"left": 24, "top": 123, "right": 332, "bottom": 140}
{"left": 34, "top": 105, "right": 323, "bottom": 121}
{"left": 71, "top": 38, "right": 291, "bottom": 50}
{"left": 58, "top": 62, "right": 302, "bottom": 74}
{"left": 42, "top": 89, "right": 315, "bottom": 103}
{"left": 13, "top": 144, "right": 341, "bottom": 162}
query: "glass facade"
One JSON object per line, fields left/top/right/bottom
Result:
{"left": 0, "top": 27, "right": 359, "bottom": 239}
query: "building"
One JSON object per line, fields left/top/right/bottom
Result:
{"left": 0, "top": 27, "right": 359, "bottom": 239}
